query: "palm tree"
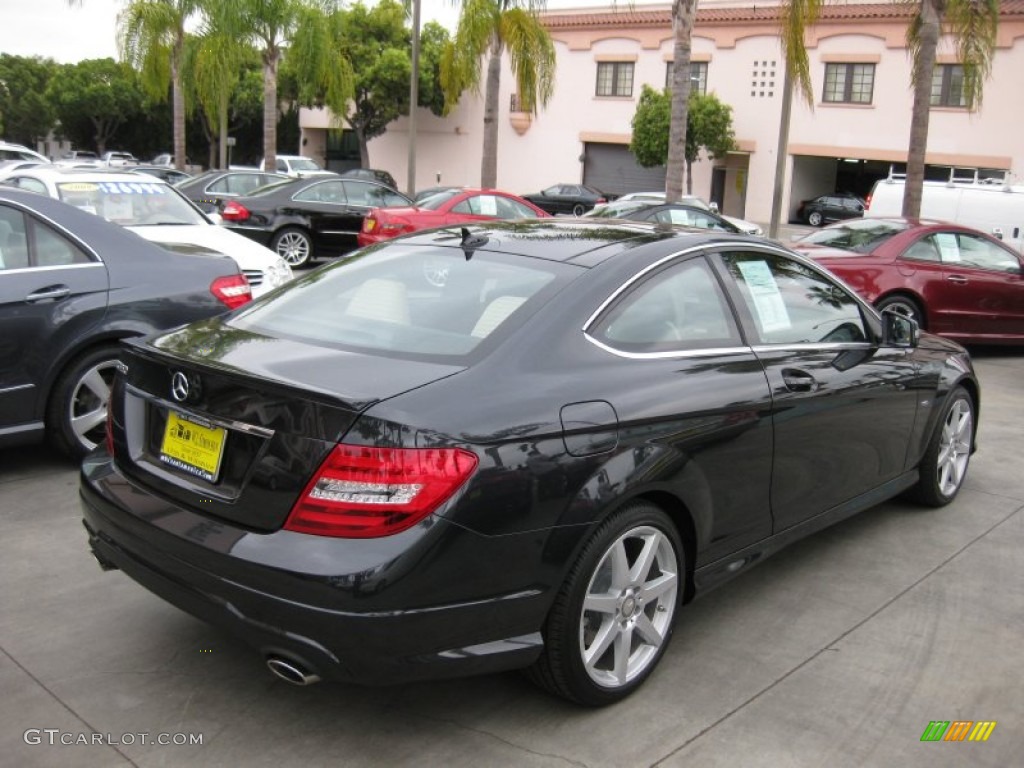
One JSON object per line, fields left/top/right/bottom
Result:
{"left": 441, "top": 0, "right": 555, "bottom": 189}
{"left": 774, "top": 0, "right": 999, "bottom": 223}
{"left": 664, "top": 0, "right": 698, "bottom": 204}
{"left": 117, "top": 0, "right": 202, "bottom": 172}
{"left": 903, "top": 0, "right": 998, "bottom": 217}
{"left": 227, "top": 0, "right": 353, "bottom": 173}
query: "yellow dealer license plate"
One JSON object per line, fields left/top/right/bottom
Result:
{"left": 159, "top": 412, "right": 226, "bottom": 482}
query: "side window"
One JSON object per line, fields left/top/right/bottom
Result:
{"left": 295, "top": 181, "right": 345, "bottom": 204}
{"left": 955, "top": 233, "right": 1020, "bottom": 273}
{"left": 342, "top": 181, "right": 372, "bottom": 206}
{"left": 30, "top": 216, "right": 92, "bottom": 266}
{"left": 0, "top": 205, "right": 29, "bottom": 270}
{"left": 903, "top": 235, "right": 942, "bottom": 262}
{"left": 275, "top": 159, "right": 287, "bottom": 173}
{"left": 207, "top": 177, "right": 231, "bottom": 194}
{"left": 497, "top": 196, "right": 538, "bottom": 219}
{"left": 10, "top": 177, "right": 48, "bottom": 195}
{"left": 722, "top": 252, "right": 868, "bottom": 345}
{"left": 589, "top": 257, "right": 741, "bottom": 352}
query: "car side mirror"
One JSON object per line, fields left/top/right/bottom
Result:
{"left": 881, "top": 309, "right": 918, "bottom": 348}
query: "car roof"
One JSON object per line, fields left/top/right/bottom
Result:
{"left": 393, "top": 217, "right": 748, "bottom": 268}
{"left": 8, "top": 166, "right": 170, "bottom": 185}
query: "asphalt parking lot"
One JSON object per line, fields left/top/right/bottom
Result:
{"left": 2, "top": 347, "right": 1022, "bottom": 768}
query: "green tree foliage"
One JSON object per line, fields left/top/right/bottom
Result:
{"left": 45, "top": 59, "right": 145, "bottom": 154}
{"left": 441, "top": 0, "right": 555, "bottom": 188}
{"left": 631, "top": 85, "right": 737, "bottom": 194}
{"left": 332, "top": 1, "right": 450, "bottom": 167}
{"left": 0, "top": 55, "right": 59, "bottom": 146}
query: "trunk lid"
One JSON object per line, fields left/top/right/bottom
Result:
{"left": 113, "top": 318, "right": 464, "bottom": 531}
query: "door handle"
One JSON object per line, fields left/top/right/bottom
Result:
{"left": 25, "top": 286, "right": 71, "bottom": 302}
{"left": 946, "top": 275, "right": 968, "bottom": 284}
{"left": 781, "top": 368, "right": 818, "bottom": 392}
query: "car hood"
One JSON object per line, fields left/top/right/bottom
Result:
{"left": 131, "top": 223, "right": 281, "bottom": 269}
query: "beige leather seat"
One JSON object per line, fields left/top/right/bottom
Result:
{"left": 344, "top": 278, "right": 411, "bottom": 324}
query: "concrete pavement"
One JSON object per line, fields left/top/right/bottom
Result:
{"left": 1, "top": 349, "right": 1021, "bottom": 768}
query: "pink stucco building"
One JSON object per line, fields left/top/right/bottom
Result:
{"left": 299, "top": 1, "right": 1024, "bottom": 224}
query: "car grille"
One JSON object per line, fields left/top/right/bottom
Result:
{"left": 243, "top": 269, "right": 264, "bottom": 287}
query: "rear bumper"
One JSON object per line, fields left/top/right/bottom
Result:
{"left": 79, "top": 453, "right": 548, "bottom": 685}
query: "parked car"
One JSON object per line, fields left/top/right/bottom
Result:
{"left": 0, "top": 141, "right": 49, "bottom": 164}
{"left": 597, "top": 192, "right": 765, "bottom": 235}
{"left": 340, "top": 167, "right": 398, "bottom": 190}
{"left": 101, "top": 151, "right": 139, "bottom": 167}
{"left": 0, "top": 187, "right": 251, "bottom": 458}
{"left": 259, "top": 155, "right": 335, "bottom": 178}
{"left": 358, "top": 187, "right": 549, "bottom": 247}
{"left": 175, "top": 169, "right": 290, "bottom": 213}
{"left": 796, "top": 192, "right": 866, "bottom": 227}
{"left": 150, "top": 153, "right": 191, "bottom": 167}
{"left": 584, "top": 200, "right": 742, "bottom": 233}
{"left": 522, "top": 183, "right": 610, "bottom": 216}
{"left": 0, "top": 167, "right": 293, "bottom": 298}
{"left": 55, "top": 149, "right": 101, "bottom": 167}
{"left": 220, "top": 176, "right": 413, "bottom": 267}
{"left": 129, "top": 165, "right": 193, "bottom": 185}
{"left": 81, "top": 217, "right": 978, "bottom": 706}
{"left": 0, "top": 159, "right": 49, "bottom": 177}
{"left": 791, "top": 216, "right": 1024, "bottom": 344}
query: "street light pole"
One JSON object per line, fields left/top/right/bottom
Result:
{"left": 406, "top": 0, "right": 421, "bottom": 197}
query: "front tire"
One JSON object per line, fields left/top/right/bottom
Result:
{"left": 47, "top": 345, "right": 121, "bottom": 460}
{"left": 910, "top": 386, "right": 974, "bottom": 507}
{"left": 272, "top": 227, "right": 313, "bottom": 268}
{"left": 807, "top": 210, "right": 823, "bottom": 226}
{"left": 528, "top": 502, "right": 683, "bottom": 706}
{"left": 876, "top": 294, "right": 925, "bottom": 329}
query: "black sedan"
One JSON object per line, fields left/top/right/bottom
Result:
{"left": 175, "top": 169, "right": 290, "bottom": 213}
{"left": 221, "top": 177, "right": 412, "bottom": 267}
{"left": 585, "top": 200, "right": 742, "bottom": 232}
{"left": 0, "top": 188, "right": 251, "bottom": 459}
{"left": 81, "top": 219, "right": 978, "bottom": 705}
{"left": 797, "top": 192, "right": 866, "bottom": 227}
{"left": 522, "top": 183, "right": 610, "bottom": 216}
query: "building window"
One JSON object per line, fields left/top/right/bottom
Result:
{"left": 931, "top": 64, "right": 967, "bottom": 107}
{"left": 665, "top": 61, "right": 707, "bottom": 95}
{"left": 823, "top": 63, "right": 874, "bottom": 104}
{"left": 596, "top": 62, "right": 634, "bottom": 97}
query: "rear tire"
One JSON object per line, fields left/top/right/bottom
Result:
{"left": 47, "top": 345, "right": 121, "bottom": 460}
{"left": 909, "top": 386, "right": 974, "bottom": 507}
{"left": 807, "top": 210, "right": 823, "bottom": 226}
{"left": 876, "top": 294, "right": 925, "bottom": 329}
{"left": 572, "top": 203, "right": 586, "bottom": 217}
{"left": 527, "top": 501, "right": 683, "bottom": 706}
{"left": 272, "top": 227, "right": 313, "bottom": 268}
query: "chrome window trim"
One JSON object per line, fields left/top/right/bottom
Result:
{"left": 584, "top": 334, "right": 754, "bottom": 360}
{"left": 0, "top": 197, "right": 103, "bottom": 264}
{"left": 750, "top": 342, "right": 876, "bottom": 354}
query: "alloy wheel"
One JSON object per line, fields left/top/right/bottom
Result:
{"left": 937, "top": 397, "right": 972, "bottom": 497}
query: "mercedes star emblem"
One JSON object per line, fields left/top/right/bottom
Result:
{"left": 171, "top": 371, "right": 190, "bottom": 403}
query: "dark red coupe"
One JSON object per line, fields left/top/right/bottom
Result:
{"left": 358, "top": 187, "right": 549, "bottom": 247}
{"left": 792, "top": 217, "right": 1024, "bottom": 344}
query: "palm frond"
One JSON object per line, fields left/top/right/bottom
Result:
{"left": 946, "top": 0, "right": 999, "bottom": 107}
{"left": 780, "top": 0, "right": 823, "bottom": 107}
{"left": 500, "top": 8, "right": 556, "bottom": 113}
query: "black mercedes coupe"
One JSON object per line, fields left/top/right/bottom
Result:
{"left": 81, "top": 219, "right": 978, "bottom": 705}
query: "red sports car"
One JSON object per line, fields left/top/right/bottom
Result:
{"left": 358, "top": 187, "right": 549, "bottom": 247}
{"left": 791, "top": 217, "right": 1024, "bottom": 344}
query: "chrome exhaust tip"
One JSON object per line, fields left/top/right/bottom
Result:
{"left": 265, "top": 656, "right": 321, "bottom": 686}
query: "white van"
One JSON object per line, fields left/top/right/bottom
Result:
{"left": 866, "top": 177, "right": 1024, "bottom": 254}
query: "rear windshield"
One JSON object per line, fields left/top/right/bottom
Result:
{"left": 798, "top": 218, "right": 909, "bottom": 253}
{"left": 230, "top": 244, "right": 575, "bottom": 360}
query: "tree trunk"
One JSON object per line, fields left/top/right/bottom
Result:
{"left": 263, "top": 48, "right": 280, "bottom": 173}
{"left": 666, "top": 0, "right": 697, "bottom": 203}
{"left": 172, "top": 38, "right": 186, "bottom": 172}
{"left": 685, "top": 157, "right": 693, "bottom": 195}
{"left": 355, "top": 122, "right": 370, "bottom": 168}
{"left": 768, "top": 65, "right": 794, "bottom": 239}
{"left": 480, "top": 36, "right": 502, "bottom": 189}
{"left": 903, "top": 0, "right": 943, "bottom": 218}
{"left": 218, "top": 90, "right": 229, "bottom": 170}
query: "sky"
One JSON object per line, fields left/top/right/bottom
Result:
{"left": 0, "top": 1, "right": 658, "bottom": 64}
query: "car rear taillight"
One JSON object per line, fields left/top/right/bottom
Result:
{"left": 221, "top": 201, "right": 251, "bottom": 221}
{"left": 362, "top": 216, "right": 378, "bottom": 233}
{"left": 285, "top": 444, "right": 479, "bottom": 538}
{"left": 210, "top": 274, "right": 253, "bottom": 309}
{"left": 597, "top": 197, "right": 607, "bottom": 204}
{"left": 865, "top": 192, "right": 872, "bottom": 209}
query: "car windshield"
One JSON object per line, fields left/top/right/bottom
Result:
{"left": 585, "top": 202, "right": 649, "bottom": 218}
{"left": 799, "top": 218, "right": 910, "bottom": 253}
{"left": 230, "top": 245, "right": 573, "bottom": 361}
{"left": 289, "top": 157, "right": 322, "bottom": 171}
{"left": 417, "top": 189, "right": 462, "bottom": 209}
{"left": 56, "top": 180, "right": 206, "bottom": 226}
